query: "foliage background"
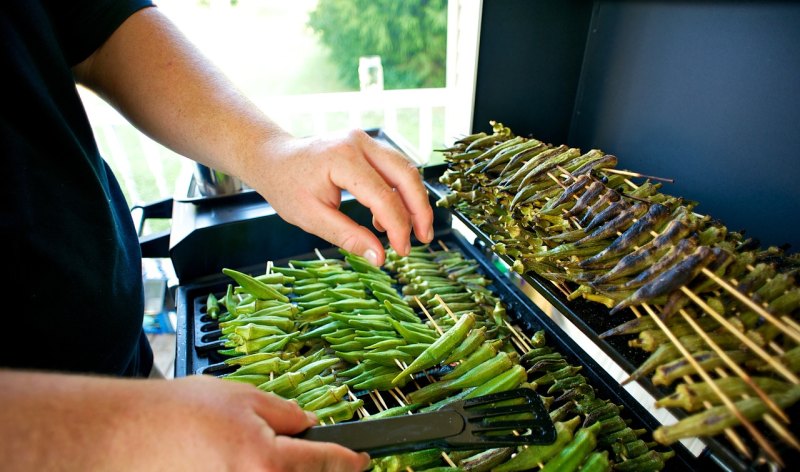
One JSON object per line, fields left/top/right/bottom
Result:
{"left": 308, "top": 0, "right": 448, "bottom": 90}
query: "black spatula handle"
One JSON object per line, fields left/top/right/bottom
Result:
{"left": 295, "top": 409, "right": 465, "bottom": 457}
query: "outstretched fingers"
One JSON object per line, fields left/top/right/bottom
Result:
{"left": 354, "top": 131, "right": 434, "bottom": 245}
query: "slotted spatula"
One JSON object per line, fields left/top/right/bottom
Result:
{"left": 295, "top": 388, "right": 556, "bottom": 457}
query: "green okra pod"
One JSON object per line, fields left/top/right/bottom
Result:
{"left": 397, "top": 343, "right": 431, "bottom": 357}
{"left": 611, "top": 450, "right": 675, "bottom": 472}
{"left": 296, "top": 357, "right": 341, "bottom": 378}
{"left": 539, "top": 421, "right": 602, "bottom": 472}
{"left": 284, "top": 374, "right": 335, "bottom": 398}
{"left": 365, "top": 339, "right": 407, "bottom": 351}
{"left": 222, "top": 268, "right": 289, "bottom": 302}
{"left": 531, "top": 365, "right": 582, "bottom": 388}
{"left": 392, "top": 313, "right": 477, "bottom": 385}
{"left": 230, "top": 357, "right": 292, "bottom": 376}
{"left": 362, "top": 402, "right": 421, "bottom": 420}
{"left": 465, "top": 364, "right": 526, "bottom": 398}
{"left": 314, "top": 399, "right": 364, "bottom": 423}
{"left": 353, "top": 372, "right": 406, "bottom": 391}
{"left": 363, "top": 349, "right": 414, "bottom": 366}
{"left": 443, "top": 326, "right": 487, "bottom": 365}
{"left": 206, "top": 293, "right": 220, "bottom": 320}
{"left": 577, "top": 450, "right": 610, "bottom": 472}
{"left": 231, "top": 323, "right": 286, "bottom": 341}
{"left": 257, "top": 371, "right": 305, "bottom": 396}
{"left": 302, "top": 385, "right": 350, "bottom": 411}
{"left": 547, "top": 374, "right": 587, "bottom": 395}
{"left": 458, "top": 447, "right": 513, "bottom": 472}
{"left": 221, "top": 374, "right": 270, "bottom": 386}
{"left": 491, "top": 416, "right": 581, "bottom": 472}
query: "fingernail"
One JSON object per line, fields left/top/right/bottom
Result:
{"left": 426, "top": 226, "right": 435, "bottom": 242}
{"left": 404, "top": 242, "right": 411, "bottom": 255}
{"left": 305, "top": 411, "right": 318, "bottom": 424}
{"left": 359, "top": 452, "right": 371, "bottom": 469}
{"left": 363, "top": 248, "right": 379, "bottom": 266}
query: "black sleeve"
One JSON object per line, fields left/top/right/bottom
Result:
{"left": 48, "top": 0, "right": 155, "bottom": 66}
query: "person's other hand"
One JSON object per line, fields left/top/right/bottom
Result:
{"left": 124, "top": 375, "right": 371, "bottom": 471}
{"left": 1, "top": 371, "right": 370, "bottom": 471}
{"left": 248, "top": 129, "right": 435, "bottom": 266}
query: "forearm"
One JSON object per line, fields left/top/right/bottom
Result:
{"left": 73, "top": 6, "right": 285, "bottom": 178}
{"left": 0, "top": 370, "right": 156, "bottom": 471}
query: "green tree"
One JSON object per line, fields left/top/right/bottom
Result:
{"left": 308, "top": 0, "right": 447, "bottom": 90}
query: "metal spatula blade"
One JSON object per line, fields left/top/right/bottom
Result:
{"left": 294, "top": 388, "right": 556, "bottom": 457}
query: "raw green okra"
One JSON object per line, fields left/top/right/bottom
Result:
{"left": 297, "top": 320, "right": 347, "bottom": 341}
{"left": 363, "top": 349, "right": 414, "bottom": 366}
{"left": 206, "top": 293, "right": 220, "bottom": 320}
{"left": 296, "top": 357, "right": 341, "bottom": 377}
{"left": 283, "top": 374, "right": 335, "bottom": 398}
{"left": 314, "top": 399, "right": 364, "bottom": 423}
{"left": 612, "top": 450, "right": 675, "bottom": 472}
{"left": 229, "top": 357, "right": 291, "bottom": 376}
{"left": 491, "top": 416, "right": 581, "bottom": 472}
{"left": 365, "top": 339, "right": 407, "bottom": 351}
{"left": 222, "top": 268, "right": 289, "bottom": 302}
{"left": 577, "top": 450, "right": 610, "bottom": 472}
{"left": 441, "top": 340, "right": 502, "bottom": 380}
{"left": 302, "top": 385, "right": 350, "bottom": 411}
{"left": 353, "top": 372, "right": 405, "bottom": 391}
{"left": 539, "top": 421, "right": 602, "bottom": 472}
{"left": 397, "top": 343, "right": 430, "bottom": 356}
{"left": 530, "top": 365, "right": 582, "bottom": 388}
{"left": 443, "top": 326, "right": 487, "bottom": 364}
{"left": 392, "top": 313, "right": 477, "bottom": 385}
{"left": 391, "top": 320, "right": 439, "bottom": 343}
{"left": 220, "top": 315, "right": 295, "bottom": 334}
{"left": 230, "top": 323, "right": 286, "bottom": 341}
{"left": 221, "top": 374, "right": 270, "bottom": 386}
{"left": 464, "top": 364, "right": 526, "bottom": 399}
{"left": 362, "top": 402, "right": 421, "bottom": 420}
{"left": 257, "top": 371, "right": 305, "bottom": 396}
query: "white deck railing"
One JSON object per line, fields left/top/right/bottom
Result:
{"left": 80, "top": 87, "right": 455, "bottom": 206}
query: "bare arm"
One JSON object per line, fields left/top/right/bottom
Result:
{"left": 73, "top": 6, "right": 433, "bottom": 264}
{"left": 0, "top": 370, "right": 369, "bottom": 471}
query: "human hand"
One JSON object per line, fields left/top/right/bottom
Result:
{"left": 121, "top": 375, "right": 371, "bottom": 471}
{"left": 0, "top": 371, "right": 370, "bottom": 472}
{"left": 247, "top": 129, "right": 435, "bottom": 266}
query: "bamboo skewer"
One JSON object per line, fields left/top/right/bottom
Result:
{"left": 503, "top": 319, "right": 532, "bottom": 352}
{"left": 680, "top": 286, "right": 800, "bottom": 385}
{"left": 639, "top": 304, "right": 785, "bottom": 467}
{"left": 415, "top": 296, "right": 444, "bottom": 336}
{"left": 601, "top": 167, "right": 675, "bottom": 183}
{"left": 388, "top": 388, "right": 406, "bottom": 408}
{"left": 677, "top": 307, "right": 790, "bottom": 423}
{"left": 680, "top": 374, "right": 753, "bottom": 460}
{"left": 507, "top": 165, "right": 799, "bottom": 464}
{"left": 714, "top": 368, "right": 800, "bottom": 452}
{"left": 434, "top": 294, "right": 460, "bottom": 322}
{"left": 700, "top": 268, "right": 800, "bottom": 345}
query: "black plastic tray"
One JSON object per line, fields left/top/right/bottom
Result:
{"left": 175, "top": 228, "right": 713, "bottom": 471}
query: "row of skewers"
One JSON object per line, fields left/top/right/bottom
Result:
{"left": 434, "top": 121, "right": 800, "bottom": 468}
{"left": 200, "top": 244, "right": 672, "bottom": 471}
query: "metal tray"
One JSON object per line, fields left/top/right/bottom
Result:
{"left": 174, "top": 228, "right": 712, "bottom": 471}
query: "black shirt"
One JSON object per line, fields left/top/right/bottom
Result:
{"left": 1, "top": 0, "right": 156, "bottom": 376}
